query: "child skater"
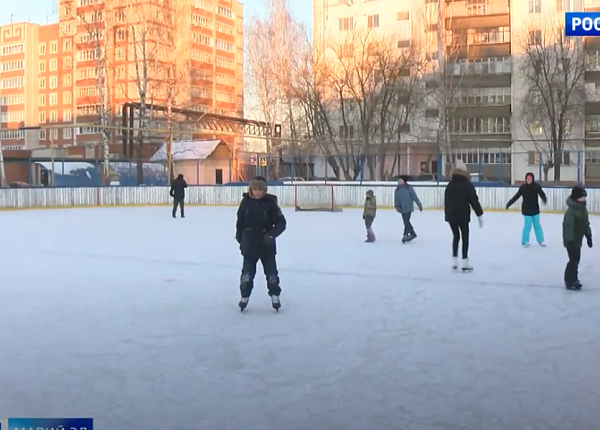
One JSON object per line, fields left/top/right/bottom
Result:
{"left": 363, "top": 189, "right": 377, "bottom": 242}
{"left": 506, "top": 172, "right": 547, "bottom": 247}
{"left": 394, "top": 175, "right": 422, "bottom": 243}
{"left": 235, "top": 177, "right": 287, "bottom": 311}
{"left": 562, "top": 185, "right": 592, "bottom": 290}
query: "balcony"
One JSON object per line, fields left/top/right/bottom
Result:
{"left": 446, "top": 26, "right": 510, "bottom": 47}
{"left": 445, "top": 0, "right": 509, "bottom": 19}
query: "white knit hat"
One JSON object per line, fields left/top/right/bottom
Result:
{"left": 454, "top": 160, "right": 468, "bottom": 171}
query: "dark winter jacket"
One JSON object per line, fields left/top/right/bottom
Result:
{"left": 506, "top": 172, "right": 547, "bottom": 216}
{"left": 444, "top": 165, "right": 484, "bottom": 224}
{"left": 170, "top": 175, "right": 187, "bottom": 200}
{"left": 394, "top": 184, "right": 422, "bottom": 214}
{"left": 236, "top": 192, "right": 286, "bottom": 258}
{"left": 363, "top": 190, "right": 377, "bottom": 218}
{"left": 562, "top": 197, "right": 591, "bottom": 248}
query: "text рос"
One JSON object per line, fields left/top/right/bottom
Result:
{"left": 566, "top": 12, "right": 600, "bottom": 36}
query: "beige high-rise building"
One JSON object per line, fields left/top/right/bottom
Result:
{"left": 312, "top": 0, "right": 600, "bottom": 184}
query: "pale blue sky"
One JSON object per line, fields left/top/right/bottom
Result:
{"left": 0, "top": 0, "right": 312, "bottom": 29}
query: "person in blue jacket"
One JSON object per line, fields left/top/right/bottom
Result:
{"left": 506, "top": 172, "right": 547, "bottom": 247}
{"left": 394, "top": 175, "right": 422, "bottom": 243}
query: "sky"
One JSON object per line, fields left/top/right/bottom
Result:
{"left": 0, "top": 0, "right": 313, "bottom": 29}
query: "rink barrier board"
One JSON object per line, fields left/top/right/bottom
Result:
{"left": 1, "top": 185, "right": 599, "bottom": 214}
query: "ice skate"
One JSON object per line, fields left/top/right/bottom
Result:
{"left": 461, "top": 258, "right": 473, "bottom": 272}
{"left": 365, "top": 229, "right": 375, "bottom": 243}
{"left": 565, "top": 280, "right": 582, "bottom": 290}
{"left": 522, "top": 243, "right": 530, "bottom": 248}
{"left": 538, "top": 242, "right": 546, "bottom": 247}
{"left": 271, "top": 295, "right": 281, "bottom": 311}
{"left": 406, "top": 231, "right": 417, "bottom": 242}
{"left": 239, "top": 297, "right": 249, "bottom": 311}
{"left": 452, "top": 256, "right": 459, "bottom": 271}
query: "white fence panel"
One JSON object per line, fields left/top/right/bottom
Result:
{"left": 0, "top": 185, "right": 598, "bottom": 213}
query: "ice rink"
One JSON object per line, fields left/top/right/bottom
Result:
{"left": 1, "top": 205, "right": 600, "bottom": 430}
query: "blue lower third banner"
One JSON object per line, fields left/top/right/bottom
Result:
{"left": 4, "top": 418, "right": 93, "bottom": 429}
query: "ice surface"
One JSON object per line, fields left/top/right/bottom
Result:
{"left": 1, "top": 207, "right": 600, "bottom": 430}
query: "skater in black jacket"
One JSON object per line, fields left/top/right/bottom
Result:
{"left": 235, "top": 177, "right": 287, "bottom": 311}
{"left": 444, "top": 160, "right": 484, "bottom": 272}
{"left": 562, "top": 186, "right": 592, "bottom": 290}
{"left": 506, "top": 172, "right": 547, "bottom": 247}
{"left": 170, "top": 174, "right": 187, "bottom": 218}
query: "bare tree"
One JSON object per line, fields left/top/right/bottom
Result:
{"left": 61, "top": 0, "right": 115, "bottom": 183}
{"left": 123, "top": 0, "right": 165, "bottom": 183}
{"left": 516, "top": 15, "right": 586, "bottom": 182}
{"left": 156, "top": 0, "right": 192, "bottom": 183}
{"left": 245, "top": 0, "right": 305, "bottom": 177}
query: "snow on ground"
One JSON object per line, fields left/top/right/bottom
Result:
{"left": 1, "top": 206, "right": 599, "bottom": 430}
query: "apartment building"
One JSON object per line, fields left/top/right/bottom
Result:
{"left": 0, "top": 0, "right": 244, "bottom": 156}
{"left": 312, "top": 0, "right": 600, "bottom": 183}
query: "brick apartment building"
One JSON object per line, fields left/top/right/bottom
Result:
{"left": 0, "top": 0, "right": 244, "bottom": 158}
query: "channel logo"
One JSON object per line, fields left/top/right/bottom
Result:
{"left": 566, "top": 12, "right": 600, "bottom": 36}
{"left": 5, "top": 418, "right": 92, "bottom": 429}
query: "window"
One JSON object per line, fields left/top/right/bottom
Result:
{"left": 192, "top": 14, "right": 213, "bottom": 28}
{"left": 215, "top": 90, "right": 234, "bottom": 102}
{"left": 63, "top": 92, "right": 72, "bottom": 104}
{"left": 455, "top": 148, "right": 511, "bottom": 164}
{"left": 39, "top": 95, "right": 46, "bottom": 106}
{"left": 63, "top": 39, "right": 72, "bottom": 51}
{"left": 77, "top": 105, "right": 100, "bottom": 116}
{"left": 449, "top": 116, "right": 511, "bottom": 133}
{"left": 39, "top": 129, "right": 46, "bottom": 140}
{"left": 425, "top": 109, "right": 439, "bottom": 118}
{"left": 215, "top": 40, "right": 234, "bottom": 52}
{"left": 192, "top": 33, "right": 212, "bottom": 46}
{"left": 50, "top": 41, "right": 58, "bottom": 53}
{"left": 50, "top": 59, "right": 58, "bottom": 71}
{"left": 78, "top": 86, "right": 98, "bottom": 97}
{"left": 63, "top": 57, "right": 72, "bottom": 69}
{"left": 2, "top": 61, "right": 24, "bottom": 72}
{"left": 77, "top": 49, "right": 100, "bottom": 61}
{"left": 367, "top": 15, "right": 379, "bottom": 28}
{"left": 63, "top": 74, "right": 72, "bottom": 87}
{"left": 63, "top": 109, "right": 72, "bottom": 121}
{"left": 528, "top": 151, "right": 570, "bottom": 166}
{"left": 64, "top": 128, "right": 72, "bottom": 139}
{"left": 215, "top": 56, "right": 234, "bottom": 68}
{"left": 466, "top": 0, "right": 487, "bottom": 15}
{"left": 49, "top": 76, "right": 58, "bottom": 88}
{"left": 1, "top": 78, "right": 24, "bottom": 89}
{"left": 339, "top": 17, "right": 353, "bottom": 31}
{"left": 529, "top": 0, "right": 541, "bottom": 13}
{"left": 116, "top": 66, "right": 126, "bottom": 79}
{"left": 116, "top": 48, "right": 125, "bottom": 60}
{"left": 528, "top": 121, "right": 543, "bottom": 135}
{"left": 39, "top": 61, "right": 46, "bottom": 73}
{"left": 39, "top": 112, "right": 46, "bottom": 123}
{"left": 216, "top": 6, "right": 233, "bottom": 18}
{"left": 529, "top": 30, "right": 542, "bottom": 45}
{"left": 39, "top": 43, "right": 46, "bottom": 55}
{"left": 338, "top": 125, "right": 354, "bottom": 139}
{"left": 216, "top": 22, "right": 233, "bottom": 35}
{"left": 49, "top": 93, "right": 58, "bottom": 106}
{"left": 49, "top": 111, "right": 58, "bottom": 122}
{"left": 192, "top": 50, "right": 212, "bottom": 63}
{"left": 0, "top": 94, "right": 24, "bottom": 105}
{"left": 397, "top": 11, "right": 409, "bottom": 20}
{"left": 1, "top": 111, "right": 24, "bottom": 123}
{"left": 397, "top": 39, "right": 411, "bottom": 49}
{"left": 116, "top": 29, "right": 127, "bottom": 40}
{"left": 39, "top": 78, "right": 46, "bottom": 89}
{"left": 50, "top": 129, "right": 58, "bottom": 140}
{"left": 449, "top": 56, "right": 511, "bottom": 76}
{"left": 0, "top": 129, "right": 25, "bottom": 139}
{"left": 453, "top": 87, "right": 511, "bottom": 105}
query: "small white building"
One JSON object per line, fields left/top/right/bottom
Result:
{"left": 151, "top": 139, "right": 232, "bottom": 184}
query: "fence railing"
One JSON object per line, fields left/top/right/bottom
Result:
{"left": 2, "top": 184, "right": 600, "bottom": 213}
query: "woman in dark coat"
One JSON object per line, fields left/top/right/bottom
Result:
{"left": 444, "top": 160, "right": 484, "bottom": 272}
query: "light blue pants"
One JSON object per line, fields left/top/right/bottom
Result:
{"left": 522, "top": 215, "right": 544, "bottom": 244}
